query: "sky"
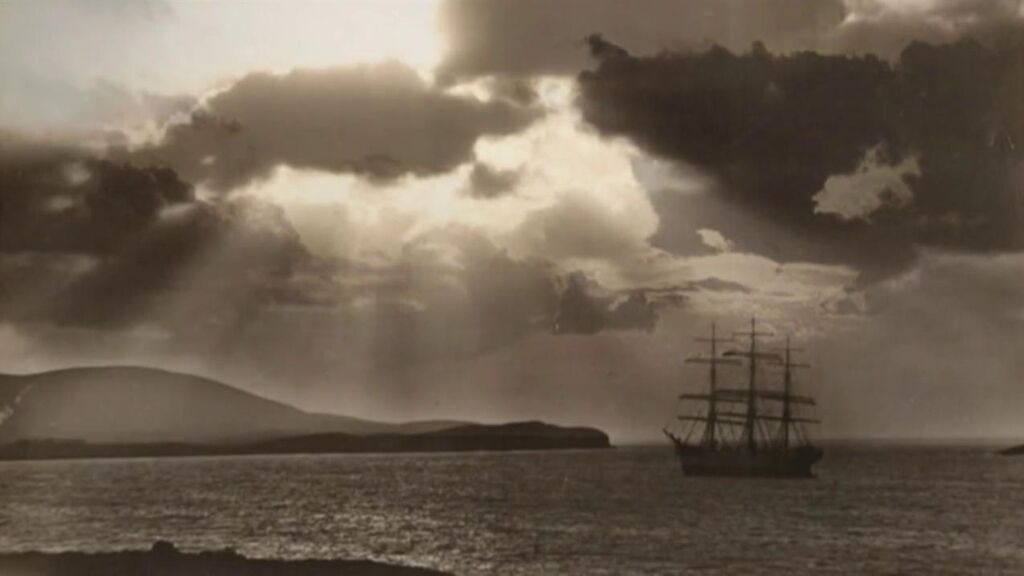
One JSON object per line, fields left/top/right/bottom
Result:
{"left": 1, "top": 0, "right": 1023, "bottom": 442}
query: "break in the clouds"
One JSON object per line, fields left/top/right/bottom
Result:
{"left": 578, "top": 35, "right": 1024, "bottom": 280}
{"left": 3, "top": 0, "right": 1024, "bottom": 440}
{"left": 0, "top": 76, "right": 195, "bottom": 143}
{"left": 0, "top": 125, "right": 662, "bottom": 376}
{"left": 813, "top": 145, "right": 920, "bottom": 221}
{"left": 125, "top": 62, "right": 539, "bottom": 191}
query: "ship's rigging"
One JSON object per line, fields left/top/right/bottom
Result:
{"left": 665, "top": 319, "right": 823, "bottom": 477}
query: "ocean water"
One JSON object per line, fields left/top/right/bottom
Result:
{"left": 1, "top": 445, "right": 1023, "bottom": 575}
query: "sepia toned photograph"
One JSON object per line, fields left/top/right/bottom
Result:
{"left": 1, "top": 1, "right": 1023, "bottom": 574}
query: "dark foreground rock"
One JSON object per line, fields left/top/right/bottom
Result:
{"left": 0, "top": 541, "right": 450, "bottom": 576}
{"left": 998, "top": 444, "right": 1024, "bottom": 455}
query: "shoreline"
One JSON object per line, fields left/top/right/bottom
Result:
{"left": 0, "top": 421, "right": 612, "bottom": 462}
{"left": 0, "top": 541, "right": 451, "bottom": 576}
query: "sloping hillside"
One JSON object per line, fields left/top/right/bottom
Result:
{"left": 0, "top": 366, "right": 464, "bottom": 444}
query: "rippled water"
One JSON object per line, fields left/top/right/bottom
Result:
{"left": 2, "top": 445, "right": 1023, "bottom": 575}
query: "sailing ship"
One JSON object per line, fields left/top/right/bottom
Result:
{"left": 664, "top": 319, "right": 823, "bottom": 478}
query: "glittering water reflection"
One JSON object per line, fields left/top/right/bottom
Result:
{"left": 2, "top": 446, "right": 1023, "bottom": 575}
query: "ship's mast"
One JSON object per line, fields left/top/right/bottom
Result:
{"left": 779, "top": 336, "right": 809, "bottom": 449}
{"left": 734, "top": 318, "right": 771, "bottom": 451}
{"left": 746, "top": 318, "right": 757, "bottom": 450}
{"left": 675, "top": 322, "right": 820, "bottom": 452}
{"left": 782, "top": 337, "right": 792, "bottom": 448}
{"left": 688, "top": 323, "right": 735, "bottom": 446}
{"left": 706, "top": 324, "right": 720, "bottom": 446}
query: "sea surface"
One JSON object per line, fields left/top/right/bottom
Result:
{"left": 1, "top": 445, "right": 1023, "bottom": 575}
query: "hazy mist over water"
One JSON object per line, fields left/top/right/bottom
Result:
{"left": 2, "top": 446, "right": 1022, "bottom": 575}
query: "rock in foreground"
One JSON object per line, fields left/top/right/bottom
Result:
{"left": 0, "top": 541, "right": 450, "bottom": 576}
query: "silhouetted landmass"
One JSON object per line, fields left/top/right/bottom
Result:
{"left": 998, "top": 444, "right": 1024, "bottom": 456}
{"left": 0, "top": 366, "right": 467, "bottom": 444}
{"left": 0, "top": 541, "right": 449, "bottom": 576}
{"left": 252, "top": 421, "right": 611, "bottom": 453}
{"left": 0, "top": 366, "right": 611, "bottom": 461}
{"left": 0, "top": 421, "right": 611, "bottom": 461}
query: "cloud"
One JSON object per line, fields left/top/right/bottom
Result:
{"left": 696, "top": 228, "right": 735, "bottom": 252}
{"left": 125, "top": 62, "right": 540, "bottom": 191}
{"left": 0, "top": 135, "right": 325, "bottom": 338}
{"left": 0, "top": 130, "right": 658, "bottom": 370}
{"left": 184, "top": 228, "right": 616, "bottom": 388}
{"left": 831, "top": 0, "right": 1024, "bottom": 58}
{"left": 436, "top": 0, "right": 846, "bottom": 83}
{"left": 578, "top": 37, "right": 1024, "bottom": 280}
{"left": 510, "top": 190, "right": 654, "bottom": 262}
{"left": 0, "top": 134, "right": 193, "bottom": 256}
{"left": 552, "top": 273, "right": 658, "bottom": 335}
{"left": 435, "top": 0, "right": 1024, "bottom": 84}
{"left": 42, "top": 199, "right": 315, "bottom": 333}
{"left": 353, "top": 228, "right": 563, "bottom": 363}
{"left": 814, "top": 251, "right": 1024, "bottom": 437}
{"left": 813, "top": 145, "right": 919, "bottom": 221}
{"left": 864, "top": 250, "right": 1024, "bottom": 322}
{"left": 0, "top": 74, "right": 196, "bottom": 142}
{"left": 467, "top": 162, "right": 521, "bottom": 198}
{"left": 483, "top": 76, "right": 540, "bottom": 107}
{"left": 685, "top": 277, "right": 752, "bottom": 294}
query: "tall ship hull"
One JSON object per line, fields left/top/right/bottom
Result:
{"left": 665, "top": 320, "right": 823, "bottom": 479}
{"left": 668, "top": 438, "right": 823, "bottom": 478}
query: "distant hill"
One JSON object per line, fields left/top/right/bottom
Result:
{"left": 0, "top": 421, "right": 612, "bottom": 461}
{"left": 0, "top": 366, "right": 612, "bottom": 460}
{"left": 998, "top": 444, "right": 1024, "bottom": 456}
{"left": 0, "top": 366, "right": 465, "bottom": 445}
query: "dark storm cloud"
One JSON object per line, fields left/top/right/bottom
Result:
{"left": 44, "top": 199, "right": 315, "bottom": 332}
{"left": 607, "top": 292, "right": 660, "bottom": 332}
{"left": 126, "top": 62, "right": 540, "bottom": 191}
{"left": 0, "top": 134, "right": 192, "bottom": 255}
{"left": 579, "top": 37, "right": 1024, "bottom": 279}
{"left": 646, "top": 179, "right": 918, "bottom": 279}
{"left": 0, "top": 135, "right": 325, "bottom": 335}
{"left": 636, "top": 277, "right": 752, "bottom": 311}
{"left": 833, "top": 0, "right": 1024, "bottom": 59}
{"left": 436, "top": 0, "right": 846, "bottom": 83}
{"left": 483, "top": 77, "right": 540, "bottom": 107}
{"left": 0, "top": 134, "right": 656, "bottom": 378}
{"left": 685, "top": 277, "right": 752, "bottom": 294}
{"left": 436, "top": 0, "right": 1023, "bottom": 84}
{"left": 553, "top": 273, "right": 658, "bottom": 335}
{"left": 467, "top": 162, "right": 521, "bottom": 198}
{"left": 1, "top": 134, "right": 658, "bottom": 372}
